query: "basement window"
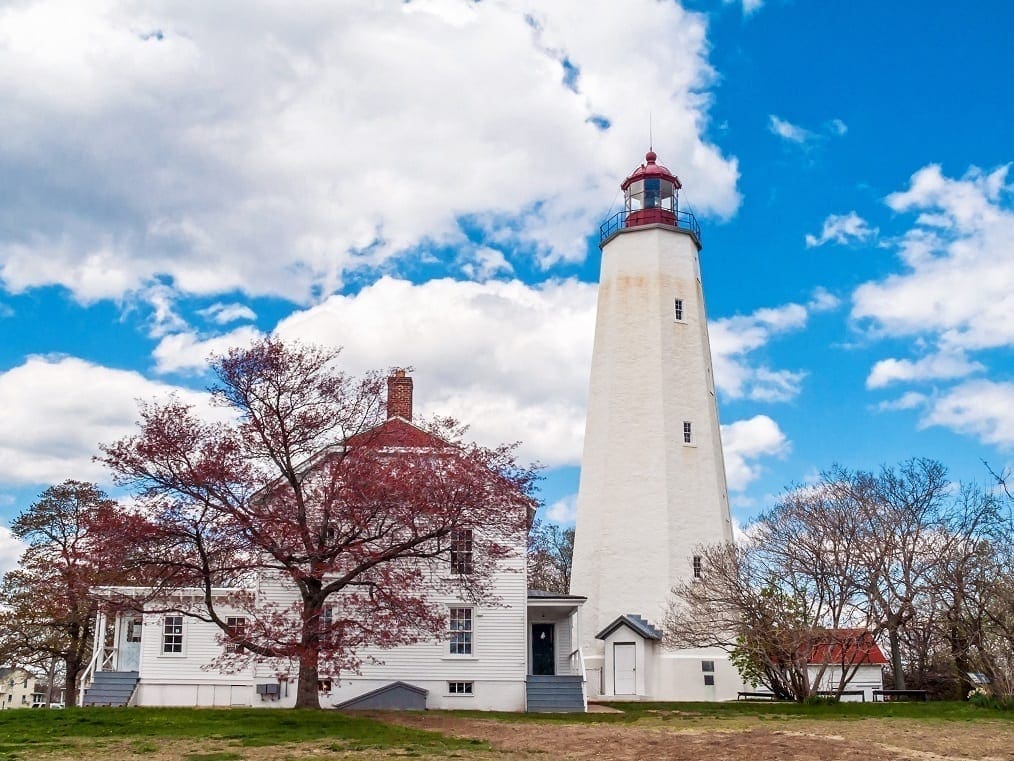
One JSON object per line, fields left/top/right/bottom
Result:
{"left": 448, "top": 681, "right": 474, "bottom": 695}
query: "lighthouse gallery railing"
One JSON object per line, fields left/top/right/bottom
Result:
{"left": 599, "top": 208, "right": 701, "bottom": 246}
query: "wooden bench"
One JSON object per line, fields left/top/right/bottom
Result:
{"left": 737, "top": 691, "right": 777, "bottom": 701}
{"left": 816, "top": 690, "right": 866, "bottom": 702}
{"left": 872, "top": 689, "right": 928, "bottom": 702}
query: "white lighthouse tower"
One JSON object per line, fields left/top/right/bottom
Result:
{"left": 571, "top": 150, "right": 737, "bottom": 700}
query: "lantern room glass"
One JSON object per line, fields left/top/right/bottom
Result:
{"left": 626, "top": 177, "right": 676, "bottom": 214}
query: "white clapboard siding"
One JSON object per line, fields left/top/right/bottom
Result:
{"left": 136, "top": 609, "right": 255, "bottom": 684}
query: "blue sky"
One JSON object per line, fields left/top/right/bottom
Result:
{"left": 0, "top": 0, "right": 1011, "bottom": 564}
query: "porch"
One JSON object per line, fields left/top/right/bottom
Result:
{"left": 526, "top": 589, "right": 587, "bottom": 712}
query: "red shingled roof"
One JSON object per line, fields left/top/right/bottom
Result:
{"left": 808, "top": 629, "right": 887, "bottom": 666}
{"left": 345, "top": 416, "right": 449, "bottom": 450}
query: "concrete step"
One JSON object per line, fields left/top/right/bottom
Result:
{"left": 83, "top": 671, "right": 140, "bottom": 707}
{"left": 525, "top": 675, "right": 585, "bottom": 713}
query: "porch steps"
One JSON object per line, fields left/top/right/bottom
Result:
{"left": 82, "top": 671, "right": 139, "bottom": 707}
{"left": 526, "top": 675, "right": 585, "bottom": 713}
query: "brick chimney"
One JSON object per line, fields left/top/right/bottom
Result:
{"left": 386, "top": 369, "right": 413, "bottom": 420}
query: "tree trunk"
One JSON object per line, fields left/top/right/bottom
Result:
{"left": 889, "top": 627, "right": 906, "bottom": 690}
{"left": 294, "top": 658, "right": 320, "bottom": 709}
{"left": 294, "top": 601, "right": 321, "bottom": 709}
{"left": 65, "top": 658, "right": 80, "bottom": 707}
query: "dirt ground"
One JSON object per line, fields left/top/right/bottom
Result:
{"left": 387, "top": 711, "right": 1014, "bottom": 761}
{"left": 27, "top": 711, "right": 1014, "bottom": 761}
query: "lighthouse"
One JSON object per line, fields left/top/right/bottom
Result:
{"left": 570, "top": 150, "right": 737, "bottom": 700}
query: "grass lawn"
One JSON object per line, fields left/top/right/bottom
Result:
{"left": 0, "top": 707, "right": 487, "bottom": 760}
{"left": 443, "top": 698, "right": 1013, "bottom": 725}
{"left": 0, "top": 701, "right": 1009, "bottom": 760}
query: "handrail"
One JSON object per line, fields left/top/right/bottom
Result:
{"left": 79, "top": 648, "right": 101, "bottom": 706}
{"left": 599, "top": 208, "right": 701, "bottom": 246}
{"left": 569, "top": 648, "right": 588, "bottom": 711}
{"left": 78, "top": 646, "right": 116, "bottom": 706}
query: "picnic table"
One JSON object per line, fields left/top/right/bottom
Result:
{"left": 872, "top": 689, "right": 928, "bottom": 702}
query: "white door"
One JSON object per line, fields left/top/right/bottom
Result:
{"left": 117, "top": 614, "right": 143, "bottom": 672}
{"left": 614, "top": 643, "right": 636, "bottom": 695}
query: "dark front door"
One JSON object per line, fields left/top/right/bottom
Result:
{"left": 532, "top": 623, "right": 555, "bottom": 675}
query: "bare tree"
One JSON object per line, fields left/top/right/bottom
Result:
{"left": 664, "top": 482, "right": 876, "bottom": 701}
{"left": 527, "top": 519, "right": 574, "bottom": 595}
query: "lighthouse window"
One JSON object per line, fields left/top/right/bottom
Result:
{"left": 674, "top": 299, "right": 684, "bottom": 322}
{"left": 644, "top": 177, "right": 660, "bottom": 209}
{"left": 683, "top": 421, "right": 694, "bottom": 445}
{"left": 693, "top": 556, "right": 703, "bottom": 579}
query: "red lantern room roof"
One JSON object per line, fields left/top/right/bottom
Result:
{"left": 620, "top": 150, "right": 682, "bottom": 191}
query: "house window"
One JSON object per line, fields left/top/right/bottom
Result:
{"left": 162, "top": 616, "right": 184, "bottom": 654}
{"left": 693, "top": 556, "right": 703, "bottom": 579}
{"left": 318, "top": 679, "right": 332, "bottom": 693}
{"left": 319, "top": 605, "right": 334, "bottom": 637}
{"left": 674, "top": 298, "right": 684, "bottom": 321}
{"left": 704, "top": 674, "right": 715, "bottom": 686}
{"left": 126, "top": 614, "right": 143, "bottom": 643}
{"left": 701, "top": 660, "right": 714, "bottom": 672}
{"left": 450, "top": 528, "right": 473, "bottom": 575}
{"left": 448, "top": 607, "right": 473, "bottom": 655}
{"left": 683, "top": 421, "right": 694, "bottom": 445}
{"left": 447, "top": 681, "right": 474, "bottom": 695}
{"left": 225, "top": 616, "right": 247, "bottom": 653}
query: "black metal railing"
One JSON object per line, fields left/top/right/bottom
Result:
{"left": 598, "top": 208, "right": 701, "bottom": 245}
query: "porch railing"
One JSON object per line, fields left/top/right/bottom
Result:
{"left": 78, "top": 646, "right": 116, "bottom": 706}
{"left": 569, "top": 648, "right": 588, "bottom": 711}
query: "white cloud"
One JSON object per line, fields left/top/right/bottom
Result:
{"left": 805, "top": 211, "right": 878, "bottom": 248}
{"left": 0, "top": 355, "right": 219, "bottom": 485}
{"left": 807, "top": 286, "right": 841, "bottom": 313}
{"left": 545, "top": 494, "right": 577, "bottom": 525}
{"left": 0, "top": 0, "right": 739, "bottom": 304}
{"left": 152, "top": 325, "right": 265, "bottom": 375}
{"left": 853, "top": 163, "right": 1014, "bottom": 446}
{"left": 853, "top": 164, "right": 1013, "bottom": 352}
{"left": 460, "top": 247, "right": 513, "bottom": 280}
{"left": 828, "top": 118, "right": 848, "bottom": 136}
{"left": 875, "top": 391, "right": 928, "bottom": 412}
{"left": 724, "top": 0, "right": 764, "bottom": 15}
{"left": 769, "top": 115, "right": 849, "bottom": 148}
{"left": 866, "top": 350, "right": 984, "bottom": 389}
{"left": 0, "top": 524, "right": 26, "bottom": 575}
{"left": 709, "top": 303, "right": 809, "bottom": 401}
{"left": 721, "top": 415, "right": 789, "bottom": 492}
{"left": 275, "top": 277, "right": 597, "bottom": 467}
{"left": 768, "top": 115, "right": 813, "bottom": 144}
{"left": 921, "top": 380, "right": 1014, "bottom": 449}
{"left": 199, "top": 302, "right": 258, "bottom": 325}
